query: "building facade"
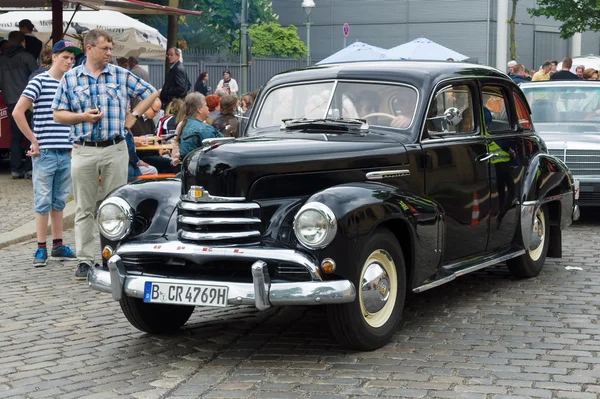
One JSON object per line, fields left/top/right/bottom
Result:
{"left": 274, "top": 0, "right": 600, "bottom": 71}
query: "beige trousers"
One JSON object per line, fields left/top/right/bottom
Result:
{"left": 71, "top": 140, "right": 128, "bottom": 265}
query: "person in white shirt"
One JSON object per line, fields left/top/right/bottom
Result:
{"left": 216, "top": 70, "right": 239, "bottom": 96}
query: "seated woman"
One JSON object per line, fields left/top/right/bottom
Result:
{"left": 211, "top": 95, "right": 239, "bottom": 137}
{"left": 171, "top": 93, "right": 222, "bottom": 168}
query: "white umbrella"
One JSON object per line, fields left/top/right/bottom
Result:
{"left": 386, "top": 37, "right": 468, "bottom": 61}
{"left": 317, "top": 42, "right": 391, "bottom": 65}
{"left": 0, "top": 10, "right": 167, "bottom": 59}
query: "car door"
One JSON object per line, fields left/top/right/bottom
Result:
{"left": 481, "top": 82, "right": 528, "bottom": 250}
{"left": 421, "top": 81, "right": 491, "bottom": 262}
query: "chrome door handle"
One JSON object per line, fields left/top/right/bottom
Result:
{"left": 477, "top": 153, "right": 500, "bottom": 162}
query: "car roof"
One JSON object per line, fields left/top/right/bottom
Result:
{"left": 264, "top": 60, "right": 510, "bottom": 89}
{"left": 520, "top": 80, "right": 600, "bottom": 89}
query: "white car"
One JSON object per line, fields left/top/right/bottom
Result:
{"left": 521, "top": 80, "right": 599, "bottom": 207}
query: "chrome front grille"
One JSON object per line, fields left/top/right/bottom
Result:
{"left": 548, "top": 149, "right": 600, "bottom": 175}
{"left": 177, "top": 196, "right": 263, "bottom": 244}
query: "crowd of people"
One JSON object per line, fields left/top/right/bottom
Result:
{"left": 507, "top": 56, "right": 599, "bottom": 83}
{"left": 0, "top": 23, "right": 257, "bottom": 279}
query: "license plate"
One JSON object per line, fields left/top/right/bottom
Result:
{"left": 143, "top": 281, "right": 228, "bottom": 307}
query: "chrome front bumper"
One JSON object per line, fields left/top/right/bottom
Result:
{"left": 88, "top": 254, "right": 356, "bottom": 311}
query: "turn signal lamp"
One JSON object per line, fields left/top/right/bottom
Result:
{"left": 321, "top": 258, "right": 336, "bottom": 274}
{"left": 102, "top": 245, "right": 114, "bottom": 260}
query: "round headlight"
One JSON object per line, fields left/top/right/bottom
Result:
{"left": 97, "top": 197, "right": 134, "bottom": 240}
{"left": 293, "top": 202, "right": 337, "bottom": 249}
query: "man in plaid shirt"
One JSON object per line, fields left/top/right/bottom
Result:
{"left": 52, "top": 29, "right": 157, "bottom": 280}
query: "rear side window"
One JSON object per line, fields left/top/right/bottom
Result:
{"left": 482, "top": 85, "right": 510, "bottom": 133}
{"left": 513, "top": 93, "right": 532, "bottom": 131}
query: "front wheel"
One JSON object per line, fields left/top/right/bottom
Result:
{"left": 507, "top": 205, "right": 550, "bottom": 278}
{"left": 327, "top": 228, "right": 406, "bottom": 350}
{"left": 120, "top": 296, "right": 195, "bottom": 334}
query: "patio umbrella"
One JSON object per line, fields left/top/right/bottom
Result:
{"left": 386, "top": 37, "right": 468, "bottom": 61}
{"left": 317, "top": 42, "right": 391, "bottom": 65}
{"left": 0, "top": 10, "right": 167, "bottom": 59}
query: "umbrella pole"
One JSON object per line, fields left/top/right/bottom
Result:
{"left": 63, "top": 3, "right": 81, "bottom": 40}
{"left": 51, "top": 0, "right": 63, "bottom": 45}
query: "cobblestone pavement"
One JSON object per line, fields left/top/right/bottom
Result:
{"left": 1, "top": 216, "right": 599, "bottom": 399}
{"left": 0, "top": 168, "right": 35, "bottom": 233}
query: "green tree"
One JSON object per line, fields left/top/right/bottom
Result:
{"left": 232, "top": 23, "right": 307, "bottom": 58}
{"left": 134, "top": 0, "right": 276, "bottom": 50}
{"left": 528, "top": 0, "right": 600, "bottom": 39}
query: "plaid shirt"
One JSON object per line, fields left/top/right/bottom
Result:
{"left": 52, "top": 63, "right": 155, "bottom": 142}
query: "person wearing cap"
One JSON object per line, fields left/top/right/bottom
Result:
{"left": 51, "top": 29, "right": 158, "bottom": 280}
{"left": 11, "top": 40, "right": 82, "bottom": 267}
{"left": 0, "top": 31, "right": 38, "bottom": 179}
{"left": 216, "top": 70, "right": 238, "bottom": 96}
{"left": 19, "top": 19, "right": 42, "bottom": 60}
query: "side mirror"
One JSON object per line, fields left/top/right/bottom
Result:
{"left": 328, "top": 108, "right": 340, "bottom": 119}
{"left": 444, "top": 107, "right": 463, "bottom": 126}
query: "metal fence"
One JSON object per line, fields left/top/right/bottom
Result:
{"left": 142, "top": 50, "right": 321, "bottom": 95}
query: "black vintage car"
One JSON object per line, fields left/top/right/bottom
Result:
{"left": 89, "top": 61, "right": 579, "bottom": 350}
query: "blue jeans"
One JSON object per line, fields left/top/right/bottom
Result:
{"left": 32, "top": 149, "right": 72, "bottom": 215}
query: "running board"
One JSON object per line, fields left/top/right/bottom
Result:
{"left": 412, "top": 249, "right": 526, "bottom": 293}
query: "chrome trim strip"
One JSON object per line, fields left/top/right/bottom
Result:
{"left": 113, "top": 241, "right": 323, "bottom": 281}
{"left": 177, "top": 216, "right": 261, "bottom": 225}
{"left": 412, "top": 250, "right": 526, "bottom": 293}
{"left": 179, "top": 230, "right": 261, "bottom": 241}
{"left": 366, "top": 169, "right": 410, "bottom": 180}
{"left": 185, "top": 186, "right": 246, "bottom": 203}
{"left": 522, "top": 192, "right": 572, "bottom": 207}
{"left": 178, "top": 201, "right": 260, "bottom": 211}
{"left": 88, "top": 258, "right": 356, "bottom": 307}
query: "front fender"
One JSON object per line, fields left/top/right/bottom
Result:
{"left": 100, "top": 179, "right": 182, "bottom": 262}
{"left": 520, "top": 153, "right": 575, "bottom": 249}
{"left": 304, "top": 182, "right": 443, "bottom": 289}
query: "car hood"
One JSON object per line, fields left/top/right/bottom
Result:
{"left": 534, "top": 123, "right": 600, "bottom": 150}
{"left": 181, "top": 133, "right": 408, "bottom": 199}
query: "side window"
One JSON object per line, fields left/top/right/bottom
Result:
{"left": 482, "top": 85, "right": 511, "bottom": 133}
{"left": 513, "top": 93, "right": 532, "bottom": 131}
{"left": 426, "top": 84, "right": 475, "bottom": 135}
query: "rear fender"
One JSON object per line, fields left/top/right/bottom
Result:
{"left": 520, "top": 154, "right": 574, "bottom": 250}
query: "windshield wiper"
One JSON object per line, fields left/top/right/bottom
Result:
{"left": 281, "top": 118, "right": 369, "bottom": 133}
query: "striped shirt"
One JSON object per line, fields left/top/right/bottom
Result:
{"left": 21, "top": 72, "right": 72, "bottom": 149}
{"left": 51, "top": 63, "right": 155, "bottom": 143}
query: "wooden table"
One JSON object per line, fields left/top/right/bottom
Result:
{"left": 136, "top": 144, "right": 173, "bottom": 151}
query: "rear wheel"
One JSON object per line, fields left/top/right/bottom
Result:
{"left": 508, "top": 205, "right": 550, "bottom": 278}
{"left": 327, "top": 228, "right": 406, "bottom": 350}
{"left": 119, "top": 296, "right": 195, "bottom": 334}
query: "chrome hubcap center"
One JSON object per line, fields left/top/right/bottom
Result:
{"left": 361, "top": 262, "right": 391, "bottom": 314}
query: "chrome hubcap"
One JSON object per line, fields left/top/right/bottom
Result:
{"left": 359, "top": 249, "right": 397, "bottom": 328}
{"left": 528, "top": 208, "right": 545, "bottom": 261}
{"left": 361, "top": 262, "right": 391, "bottom": 314}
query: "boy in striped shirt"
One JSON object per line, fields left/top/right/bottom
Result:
{"left": 12, "top": 40, "right": 81, "bottom": 267}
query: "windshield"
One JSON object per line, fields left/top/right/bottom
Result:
{"left": 521, "top": 85, "right": 600, "bottom": 125}
{"left": 255, "top": 81, "right": 419, "bottom": 130}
